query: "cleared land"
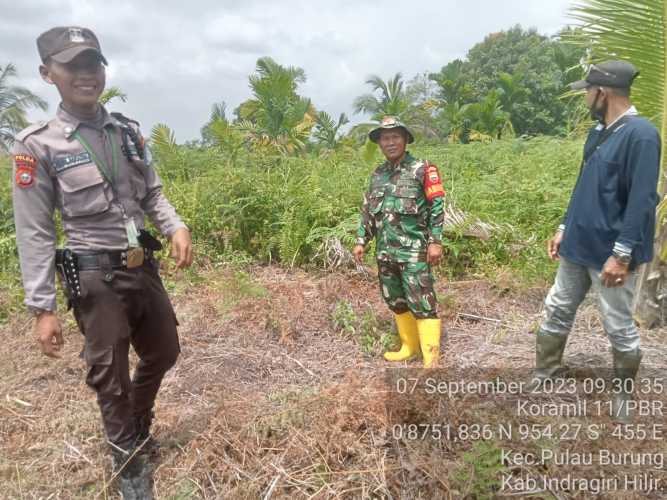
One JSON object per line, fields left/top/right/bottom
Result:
{"left": 1, "top": 264, "right": 666, "bottom": 499}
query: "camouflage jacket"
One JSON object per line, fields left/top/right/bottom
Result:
{"left": 356, "top": 152, "right": 445, "bottom": 263}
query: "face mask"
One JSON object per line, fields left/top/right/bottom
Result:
{"left": 589, "top": 89, "right": 608, "bottom": 124}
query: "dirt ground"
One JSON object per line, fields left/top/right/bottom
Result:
{"left": 1, "top": 264, "right": 666, "bottom": 499}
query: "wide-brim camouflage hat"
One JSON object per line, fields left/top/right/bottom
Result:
{"left": 368, "top": 116, "right": 415, "bottom": 144}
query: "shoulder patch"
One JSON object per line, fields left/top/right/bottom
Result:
{"left": 14, "top": 154, "right": 37, "bottom": 189}
{"left": 423, "top": 162, "right": 445, "bottom": 201}
{"left": 15, "top": 121, "right": 48, "bottom": 142}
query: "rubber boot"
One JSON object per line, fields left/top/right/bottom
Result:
{"left": 384, "top": 311, "right": 421, "bottom": 362}
{"left": 112, "top": 446, "right": 155, "bottom": 500}
{"left": 530, "top": 330, "right": 568, "bottom": 389}
{"left": 416, "top": 318, "right": 441, "bottom": 368}
{"left": 610, "top": 348, "right": 642, "bottom": 424}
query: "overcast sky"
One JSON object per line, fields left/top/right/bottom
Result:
{"left": 1, "top": 0, "right": 574, "bottom": 142}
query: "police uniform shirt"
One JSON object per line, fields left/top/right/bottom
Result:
{"left": 11, "top": 105, "right": 187, "bottom": 312}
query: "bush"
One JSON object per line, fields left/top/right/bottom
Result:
{"left": 0, "top": 135, "right": 582, "bottom": 320}
{"left": 151, "top": 136, "right": 580, "bottom": 282}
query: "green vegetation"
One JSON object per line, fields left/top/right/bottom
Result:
{"left": 0, "top": 22, "right": 592, "bottom": 321}
{"left": 0, "top": 63, "right": 48, "bottom": 152}
{"left": 0, "top": 155, "right": 22, "bottom": 321}
{"left": 98, "top": 86, "right": 127, "bottom": 106}
{"left": 430, "top": 26, "right": 586, "bottom": 139}
{"left": 0, "top": 134, "right": 582, "bottom": 320}
{"left": 140, "top": 133, "right": 581, "bottom": 282}
{"left": 330, "top": 299, "right": 394, "bottom": 354}
{"left": 235, "top": 57, "right": 316, "bottom": 155}
{"left": 451, "top": 440, "right": 507, "bottom": 499}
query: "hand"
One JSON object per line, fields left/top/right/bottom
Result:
{"left": 170, "top": 228, "right": 193, "bottom": 269}
{"left": 547, "top": 230, "right": 564, "bottom": 261}
{"left": 601, "top": 256, "right": 630, "bottom": 287}
{"left": 427, "top": 243, "right": 443, "bottom": 265}
{"left": 352, "top": 244, "right": 365, "bottom": 263}
{"left": 35, "top": 312, "right": 63, "bottom": 358}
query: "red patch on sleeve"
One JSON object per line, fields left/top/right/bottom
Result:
{"left": 14, "top": 154, "right": 37, "bottom": 188}
{"left": 423, "top": 162, "right": 445, "bottom": 201}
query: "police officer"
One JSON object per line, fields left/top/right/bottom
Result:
{"left": 535, "top": 61, "right": 660, "bottom": 423}
{"left": 353, "top": 117, "right": 445, "bottom": 368}
{"left": 11, "top": 27, "right": 193, "bottom": 498}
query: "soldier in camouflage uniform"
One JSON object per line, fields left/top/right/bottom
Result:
{"left": 353, "top": 117, "right": 445, "bottom": 368}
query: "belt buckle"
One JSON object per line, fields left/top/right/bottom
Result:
{"left": 126, "top": 247, "right": 144, "bottom": 269}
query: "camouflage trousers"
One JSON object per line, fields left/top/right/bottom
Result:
{"left": 377, "top": 260, "right": 438, "bottom": 319}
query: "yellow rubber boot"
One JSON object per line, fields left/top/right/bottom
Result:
{"left": 417, "top": 318, "right": 441, "bottom": 368}
{"left": 384, "top": 312, "right": 420, "bottom": 361}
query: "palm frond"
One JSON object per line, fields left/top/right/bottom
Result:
{"left": 0, "top": 62, "right": 48, "bottom": 150}
{"left": 99, "top": 86, "right": 128, "bottom": 106}
{"left": 352, "top": 94, "right": 381, "bottom": 115}
{"left": 149, "top": 123, "right": 177, "bottom": 156}
{"left": 569, "top": 0, "right": 664, "bottom": 125}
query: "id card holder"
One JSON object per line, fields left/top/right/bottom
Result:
{"left": 125, "top": 218, "right": 140, "bottom": 248}
{"left": 125, "top": 218, "right": 143, "bottom": 268}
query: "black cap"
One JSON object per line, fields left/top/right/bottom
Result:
{"left": 570, "top": 60, "right": 638, "bottom": 90}
{"left": 37, "top": 27, "right": 107, "bottom": 65}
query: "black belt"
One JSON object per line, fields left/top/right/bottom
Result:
{"left": 57, "top": 248, "right": 153, "bottom": 271}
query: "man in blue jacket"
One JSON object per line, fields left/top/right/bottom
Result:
{"left": 534, "top": 61, "right": 660, "bottom": 423}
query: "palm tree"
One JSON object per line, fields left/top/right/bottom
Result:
{"left": 496, "top": 72, "right": 527, "bottom": 127}
{"left": 353, "top": 73, "right": 410, "bottom": 120}
{"left": 439, "top": 101, "right": 471, "bottom": 143}
{"left": 0, "top": 63, "right": 48, "bottom": 152}
{"left": 569, "top": 0, "right": 665, "bottom": 327}
{"left": 201, "top": 101, "right": 244, "bottom": 160}
{"left": 236, "top": 57, "right": 314, "bottom": 155}
{"left": 312, "top": 111, "right": 349, "bottom": 150}
{"left": 464, "top": 91, "right": 513, "bottom": 139}
{"left": 429, "top": 59, "right": 474, "bottom": 106}
{"left": 201, "top": 101, "right": 228, "bottom": 143}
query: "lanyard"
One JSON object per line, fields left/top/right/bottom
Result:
{"left": 73, "top": 128, "right": 119, "bottom": 186}
{"left": 582, "top": 115, "right": 631, "bottom": 164}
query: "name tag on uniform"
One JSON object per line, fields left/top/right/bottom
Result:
{"left": 54, "top": 152, "right": 92, "bottom": 173}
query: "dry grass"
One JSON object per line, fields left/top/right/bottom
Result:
{"left": 1, "top": 265, "right": 666, "bottom": 499}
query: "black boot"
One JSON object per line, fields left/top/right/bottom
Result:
{"left": 112, "top": 445, "right": 154, "bottom": 500}
{"left": 529, "top": 330, "right": 568, "bottom": 389}
{"left": 135, "top": 411, "right": 159, "bottom": 456}
{"left": 610, "top": 348, "right": 642, "bottom": 424}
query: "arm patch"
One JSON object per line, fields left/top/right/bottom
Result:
{"left": 423, "top": 162, "right": 445, "bottom": 201}
{"left": 14, "top": 154, "right": 37, "bottom": 189}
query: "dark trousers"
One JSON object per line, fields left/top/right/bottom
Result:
{"left": 73, "top": 259, "right": 179, "bottom": 449}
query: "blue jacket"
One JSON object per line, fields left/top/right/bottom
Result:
{"left": 560, "top": 116, "right": 660, "bottom": 270}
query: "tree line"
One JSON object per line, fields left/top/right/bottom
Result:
{"left": 195, "top": 25, "right": 587, "bottom": 156}
{"left": 2, "top": 25, "right": 587, "bottom": 155}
